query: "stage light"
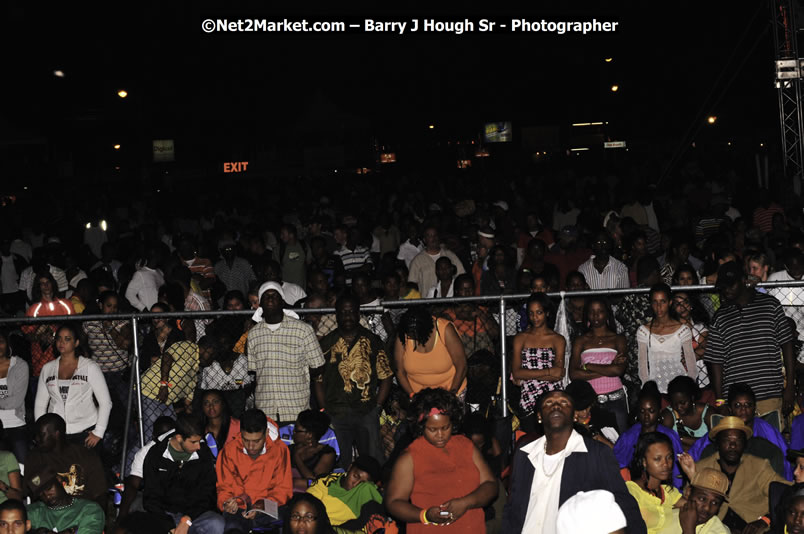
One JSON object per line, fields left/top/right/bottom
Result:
{"left": 117, "top": 90, "right": 128, "bottom": 98}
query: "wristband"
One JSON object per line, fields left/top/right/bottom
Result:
{"left": 714, "top": 399, "right": 726, "bottom": 407}
{"left": 159, "top": 381, "right": 173, "bottom": 387}
{"left": 420, "top": 509, "right": 430, "bottom": 524}
{"left": 181, "top": 515, "right": 192, "bottom": 527}
{"left": 759, "top": 516, "right": 770, "bottom": 527}
{"left": 582, "top": 363, "right": 588, "bottom": 371}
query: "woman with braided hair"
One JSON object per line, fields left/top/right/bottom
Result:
{"left": 393, "top": 306, "right": 467, "bottom": 399}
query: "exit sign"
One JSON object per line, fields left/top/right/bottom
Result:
{"left": 223, "top": 161, "right": 249, "bottom": 173}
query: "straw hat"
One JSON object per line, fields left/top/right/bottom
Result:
{"left": 690, "top": 468, "right": 729, "bottom": 501}
{"left": 708, "top": 415, "right": 753, "bottom": 440}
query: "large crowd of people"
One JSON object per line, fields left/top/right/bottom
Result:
{"left": 2, "top": 176, "right": 804, "bottom": 533}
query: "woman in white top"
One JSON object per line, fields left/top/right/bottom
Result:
{"left": 34, "top": 323, "right": 113, "bottom": 449}
{"left": 0, "top": 331, "right": 28, "bottom": 462}
{"left": 637, "top": 283, "right": 697, "bottom": 393}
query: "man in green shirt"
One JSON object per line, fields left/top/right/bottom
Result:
{"left": 26, "top": 467, "right": 104, "bottom": 534}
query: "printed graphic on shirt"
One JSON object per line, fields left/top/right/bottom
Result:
{"left": 59, "top": 385, "right": 69, "bottom": 403}
{"left": 57, "top": 464, "right": 86, "bottom": 496}
{"left": 0, "top": 385, "right": 7, "bottom": 399}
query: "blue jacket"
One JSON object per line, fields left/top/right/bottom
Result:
{"left": 502, "top": 434, "right": 647, "bottom": 534}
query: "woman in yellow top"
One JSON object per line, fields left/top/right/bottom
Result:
{"left": 393, "top": 306, "right": 467, "bottom": 399}
{"left": 626, "top": 431, "right": 685, "bottom": 534}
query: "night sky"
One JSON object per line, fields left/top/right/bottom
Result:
{"left": 1, "top": 3, "right": 783, "bottom": 181}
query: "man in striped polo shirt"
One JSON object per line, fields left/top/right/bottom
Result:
{"left": 705, "top": 262, "right": 795, "bottom": 422}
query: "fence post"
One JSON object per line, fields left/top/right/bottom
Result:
{"left": 499, "top": 296, "right": 508, "bottom": 418}
{"left": 131, "top": 316, "right": 145, "bottom": 448}
{"left": 119, "top": 322, "right": 138, "bottom": 479}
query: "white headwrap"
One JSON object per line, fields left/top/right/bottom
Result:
{"left": 252, "top": 281, "right": 300, "bottom": 322}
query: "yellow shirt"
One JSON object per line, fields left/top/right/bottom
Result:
{"left": 657, "top": 509, "right": 731, "bottom": 534}
{"left": 626, "top": 481, "right": 682, "bottom": 534}
{"left": 141, "top": 341, "right": 199, "bottom": 404}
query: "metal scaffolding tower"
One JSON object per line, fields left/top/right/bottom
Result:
{"left": 772, "top": 0, "right": 804, "bottom": 194}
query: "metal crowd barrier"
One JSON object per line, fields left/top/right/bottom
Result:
{"left": 2, "top": 279, "right": 804, "bottom": 478}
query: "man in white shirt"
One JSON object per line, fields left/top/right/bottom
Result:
{"left": 578, "top": 231, "right": 630, "bottom": 290}
{"left": 407, "top": 226, "right": 465, "bottom": 294}
{"left": 503, "top": 390, "right": 645, "bottom": 534}
{"left": 125, "top": 247, "right": 165, "bottom": 311}
{"left": 397, "top": 222, "right": 423, "bottom": 269}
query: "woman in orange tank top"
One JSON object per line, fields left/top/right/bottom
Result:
{"left": 385, "top": 388, "right": 498, "bottom": 533}
{"left": 393, "top": 307, "right": 467, "bottom": 398}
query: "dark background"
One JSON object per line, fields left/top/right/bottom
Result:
{"left": 0, "top": 3, "right": 785, "bottom": 191}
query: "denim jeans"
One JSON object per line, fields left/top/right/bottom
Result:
{"left": 330, "top": 405, "right": 384, "bottom": 469}
{"left": 167, "top": 510, "right": 225, "bottom": 534}
{"left": 600, "top": 395, "right": 629, "bottom": 435}
{"left": 223, "top": 510, "right": 282, "bottom": 533}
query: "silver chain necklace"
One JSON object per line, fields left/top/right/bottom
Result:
{"left": 541, "top": 441, "right": 565, "bottom": 477}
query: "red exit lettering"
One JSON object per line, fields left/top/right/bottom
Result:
{"left": 223, "top": 161, "right": 249, "bottom": 173}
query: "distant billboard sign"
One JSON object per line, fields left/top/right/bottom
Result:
{"left": 604, "top": 141, "right": 626, "bottom": 149}
{"left": 153, "top": 139, "right": 175, "bottom": 162}
{"left": 484, "top": 122, "right": 512, "bottom": 143}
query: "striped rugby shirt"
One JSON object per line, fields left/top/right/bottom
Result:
{"left": 704, "top": 291, "right": 794, "bottom": 401}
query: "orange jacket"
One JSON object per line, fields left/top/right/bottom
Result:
{"left": 215, "top": 419, "right": 293, "bottom": 509}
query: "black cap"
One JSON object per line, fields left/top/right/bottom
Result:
{"left": 715, "top": 261, "right": 744, "bottom": 290}
{"left": 351, "top": 455, "right": 382, "bottom": 482}
{"left": 564, "top": 380, "right": 597, "bottom": 411}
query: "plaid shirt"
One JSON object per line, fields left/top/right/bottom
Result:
{"left": 247, "top": 317, "right": 325, "bottom": 422}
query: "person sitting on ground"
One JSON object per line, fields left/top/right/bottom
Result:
{"left": 26, "top": 467, "right": 105, "bottom": 534}
{"left": 290, "top": 410, "right": 337, "bottom": 492}
{"left": 34, "top": 323, "right": 113, "bottom": 450}
{"left": 307, "top": 455, "right": 385, "bottom": 533}
{"left": 283, "top": 493, "right": 335, "bottom": 534}
{"left": 26, "top": 414, "right": 107, "bottom": 509}
{"left": 0, "top": 499, "right": 30, "bottom": 534}
{"left": 142, "top": 413, "right": 224, "bottom": 534}
{"left": 217, "top": 409, "right": 292, "bottom": 533}
{"left": 614, "top": 382, "right": 684, "bottom": 490}
{"left": 119, "top": 416, "right": 175, "bottom": 519}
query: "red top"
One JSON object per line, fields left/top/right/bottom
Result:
{"left": 407, "top": 434, "right": 485, "bottom": 534}
{"left": 23, "top": 298, "right": 76, "bottom": 376}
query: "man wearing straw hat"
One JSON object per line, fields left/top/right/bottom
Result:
{"left": 681, "top": 416, "right": 789, "bottom": 533}
{"left": 660, "top": 468, "right": 730, "bottom": 534}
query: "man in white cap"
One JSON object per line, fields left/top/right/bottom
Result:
{"left": 247, "top": 282, "right": 325, "bottom": 423}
